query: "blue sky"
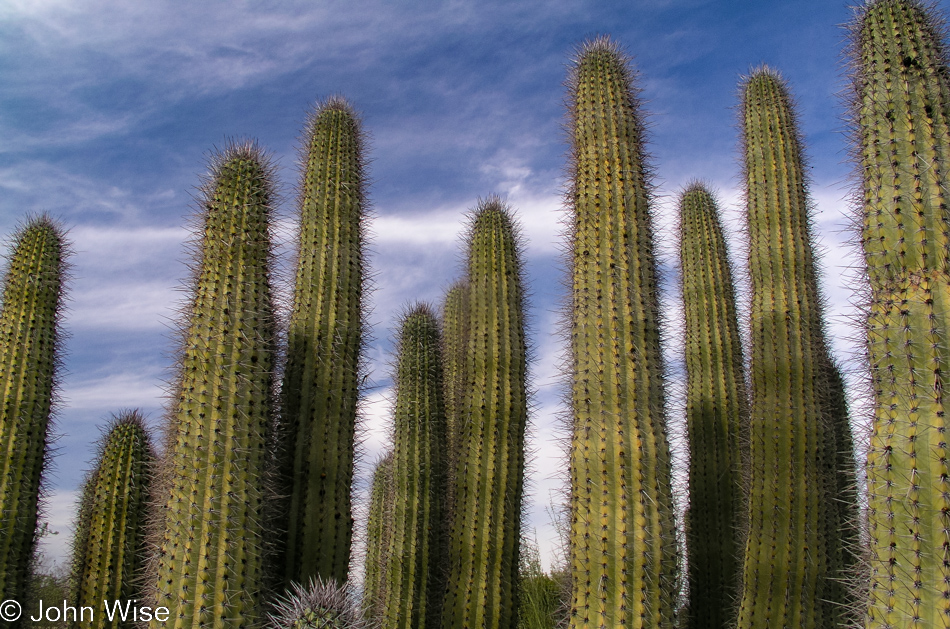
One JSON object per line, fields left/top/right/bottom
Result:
{"left": 4, "top": 0, "right": 944, "bottom": 572}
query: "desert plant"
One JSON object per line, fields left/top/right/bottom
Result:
{"left": 440, "top": 280, "right": 469, "bottom": 525}
{"left": 268, "top": 578, "right": 367, "bottom": 629}
{"left": 564, "top": 37, "right": 677, "bottom": 629}
{"left": 361, "top": 452, "right": 393, "bottom": 622}
{"left": 147, "top": 142, "right": 277, "bottom": 629}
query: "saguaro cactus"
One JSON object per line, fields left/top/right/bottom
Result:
{"left": 280, "top": 97, "right": 367, "bottom": 585}
{"left": 0, "top": 216, "right": 66, "bottom": 613}
{"left": 268, "top": 578, "right": 366, "bottom": 629}
{"left": 678, "top": 184, "right": 746, "bottom": 629}
{"left": 70, "top": 410, "right": 153, "bottom": 629}
{"left": 737, "top": 68, "right": 854, "bottom": 629}
{"left": 362, "top": 452, "right": 393, "bottom": 622}
{"left": 148, "top": 143, "right": 277, "bottom": 629}
{"left": 851, "top": 1, "right": 950, "bottom": 625}
{"left": 381, "top": 304, "right": 447, "bottom": 629}
{"left": 565, "top": 37, "right": 677, "bottom": 629}
{"left": 442, "top": 197, "right": 528, "bottom": 629}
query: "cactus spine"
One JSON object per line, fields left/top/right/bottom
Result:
{"left": 0, "top": 216, "right": 66, "bottom": 614}
{"left": 362, "top": 452, "right": 393, "bottom": 622}
{"left": 565, "top": 38, "right": 677, "bottom": 629}
{"left": 70, "top": 410, "right": 153, "bottom": 629}
{"left": 440, "top": 280, "right": 469, "bottom": 525}
{"left": 442, "top": 198, "right": 528, "bottom": 629}
{"left": 280, "top": 97, "right": 367, "bottom": 585}
{"left": 852, "top": 1, "right": 950, "bottom": 625}
{"left": 268, "top": 578, "right": 367, "bottom": 629}
{"left": 678, "top": 184, "right": 746, "bottom": 629}
{"left": 737, "top": 68, "right": 854, "bottom": 629}
{"left": 381, "top": 304, "right": 447, "bottom": 629}
{"left": 148, "top": 143, "right": 277, "bottom": 629}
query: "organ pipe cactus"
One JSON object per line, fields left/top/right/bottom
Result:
{"left": 147, "top": 143, "right": 277, "bottom": 629}
{"left": 565, "top": 37, "right": 677, "bottom": 629}
{"left": 279, "top": 97, "right": 368, "bottom": 585}
{"left": 0, "top": 216, "right": 67, "bottom": 616}
{"left": 851, "top": 0, "right": 950, "bottom": 625}
{"left": 442, "top": 197, "right": 528, "bottom": 629}
{"left": 381, "top": 304, "right": 447, "bottom": 629}
{"left": 362, "top": 452, "right": 393, "bottom": 622}
{"left": 69, "top": 410, "right": 153, "bottom": 629}
{"left": 440, "top": 280, "right": 469, "bottom": 524}
{"left": 737, "top": 68, "right": 854, "bottom": 629}
{"left": 268, "top": 578, "right": 367, "bottom": 629}
{"left": 677, "top": 184, "right": 746, "bottom": 629}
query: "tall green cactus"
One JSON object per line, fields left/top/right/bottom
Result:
{"left": 737, "top": 68, "right": 854, "bottom": 629}
{"left": 677, "top": 184, "right": 746, "bottom": 629}
{"left": 0, "top": 216, "right": 66, "bottom": 615}
{"left": 279, "top": 97, "right": 367, "bottom": 585}
{"left": 851, "top": 1, "right": 950, "bottom": 625}
{"left": 565, "top": 37, "right": 677, "bottom": 629}
{"left": 70, "top": 410, "right": 153, "bottom": 629}
{"left": 268, "top": 578, "right": 366, "bottom": 629}
{"left": 381, "top": 304, "right": 447, "bottom": 629}
{"left": 442, "top": 197, "right": 528, "bottom": 629}
{"left": 440, "top": 280, "right": 469, "bottom": 526}
{"left": 362, "top": 451, "right": 393, "bottom": 622}
{"left": 148, "top": 143, "right": 277, "bottom": 629}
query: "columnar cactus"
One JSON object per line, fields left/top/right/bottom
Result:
{"left": 677, "top": 184, "right": 746, "bottom": 629}
{"left": 442, "top": 197, "right": 528, "bottom": 629}
{"left": 148, "top": 143, "right": 277, "bottom": 629}
{"left": 565, "top": 37, "right": 677, "bottom": 629}
{"left": 851, "top": 1, "right": 950, "bottom": 625}
{"left": 0, "top": 216, "right": 66, "bottom": 614}
{"left": 70, "top": 410, "right": 154, "bottom": 629}
{"left": 362, "top": 452, "right": 393, "bottom": 622}
{"left": 737, "top": 68, "right": 854, "bottom": 629}
{"left": 268, "top": 578, "right": 366, "bottom": 629}
{"left": 440, "top": 280, "right": 469, "bottom": 524}
{"left": 279, "top": 97, "right": 367, "bottom": 585}
{"left": 381, "top": 304, "right": 447, "bottom": 629}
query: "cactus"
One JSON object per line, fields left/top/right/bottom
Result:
{"left": 564, "top": 37, "right": 677, "bottom": 629}
{"left": 147, "top": 142, "right": 277, "bottom": 629}
{"left": 737, "top": 68, "right": 855, "bottom": 629}
{"left": 0, "top": 216, "right": 67, "bottom": 615}
{"left": 268, "top": 578, "right": 367, "bottom": 629}
{"left": 442, "top": 197, "right": 528, "bottom": 629}
{"left": 677, "top": 184, "right": 747, "bottom": 629}
{"left": 279, "top": 97, "right": 368, "bottom": 586}
{"left": 440, "top": 280, "right": 469, "bottom": 526}
{"left": 380, "top": 304, "right": 448, "bottom": 629}
{"left": 851, "top": 0, "right": 950, "bottom": 625}
{"left": 69, "top": 410, "right": 153, "bottom": 629}
{"left": 361, "top": 452, "right": 393, "bottom": 622}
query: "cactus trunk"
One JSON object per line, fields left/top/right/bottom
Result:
{"left": 565, "top": 37, "right": 677, "bottom": 629}
{"left": 736, "top": 68, "right": 854, "bottom": 629}
{"left": 279, "top": 98, "right": 367, "bottom": 585}
{"left": 362, "top": 452, "right": 394, "bottom": 622}
{"left": 0, "top": 216, "right": 66, "bottom": 619}
{"left": 148, "top": 143, "right": 277, "bottom": 629}
{"left": 440, "top": 280, "right": 469, "bottom": 528}
{"left": 678, "top": 184, "right": 747, "bottom": 629}
{"left": 381, "top": 304, "right": 448, "bottom": 629}
{"left": 70, "top": 410, "right": 153, "bottom": 629}
{"left": 851, "top": 1, "right": 950, "bottom": 625}
{"left": 442, "top": 198, "right": 528, "bottom": 629}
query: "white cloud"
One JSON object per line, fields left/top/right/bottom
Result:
{"left": 63, "top": 371, "right": 167, "bottom": 411}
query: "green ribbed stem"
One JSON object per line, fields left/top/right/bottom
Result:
{"left": 381, "top": 304, "right": 447, "bottom": 629}
{"left": 440, "top": 279, "right": 469, "bottom": 527}
{"left": 361, "top": 452, "right": 393, "bottom": 622}
{"left": 149, "top": 143, "right": 277, "bottom": 629}
{"left": 70, "top": 411, "right": 153, "bottom": 629}
{"left": 565, "top": 37, "right": 677, "bottom": 629}
{"left": 280, "top": 98, "right": 367, "bottom": 585}
{"left": 678, "top": 184, "right": 746, "bottom": 629}
{"left": 0, "top": 216, "right": 66, "bottom": 619}
{"left": 853, "top": 1, "right": 950, "bottom": 626}
{"left": 737, "top": 69, "right": 853, "bottom": 629}
{"left": 442, "top": 198, "right": 528, "bottom": 629}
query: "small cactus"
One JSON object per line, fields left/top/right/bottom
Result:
{"left": 69, "top": 410, "right": 154, "bottom": 629}
{"left": 268, "top": 578, "right": 367, "bottom": 629}
{"left": 564, "top": 37, "right": 677, "bottom": 629}
{"left": 440, "top": 280, "right": 469, "bottom": 527}
{"left": 0, "top": 216, "right": 67, "bottom": 615}
{"left": 442, "top": 197, "right": 529, "bottom": 629}
{"left": 279, "top": 97, "right": 368, "bottom": 586}
{"left": 147, "top": 142, "right": 278, "bottom": 629}
{"left": 361, "top": 452, "right": 393, "bottom": 622}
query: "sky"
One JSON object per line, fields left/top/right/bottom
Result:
{"left": 3, "top": 0, "right": 947, "bottom": 574}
